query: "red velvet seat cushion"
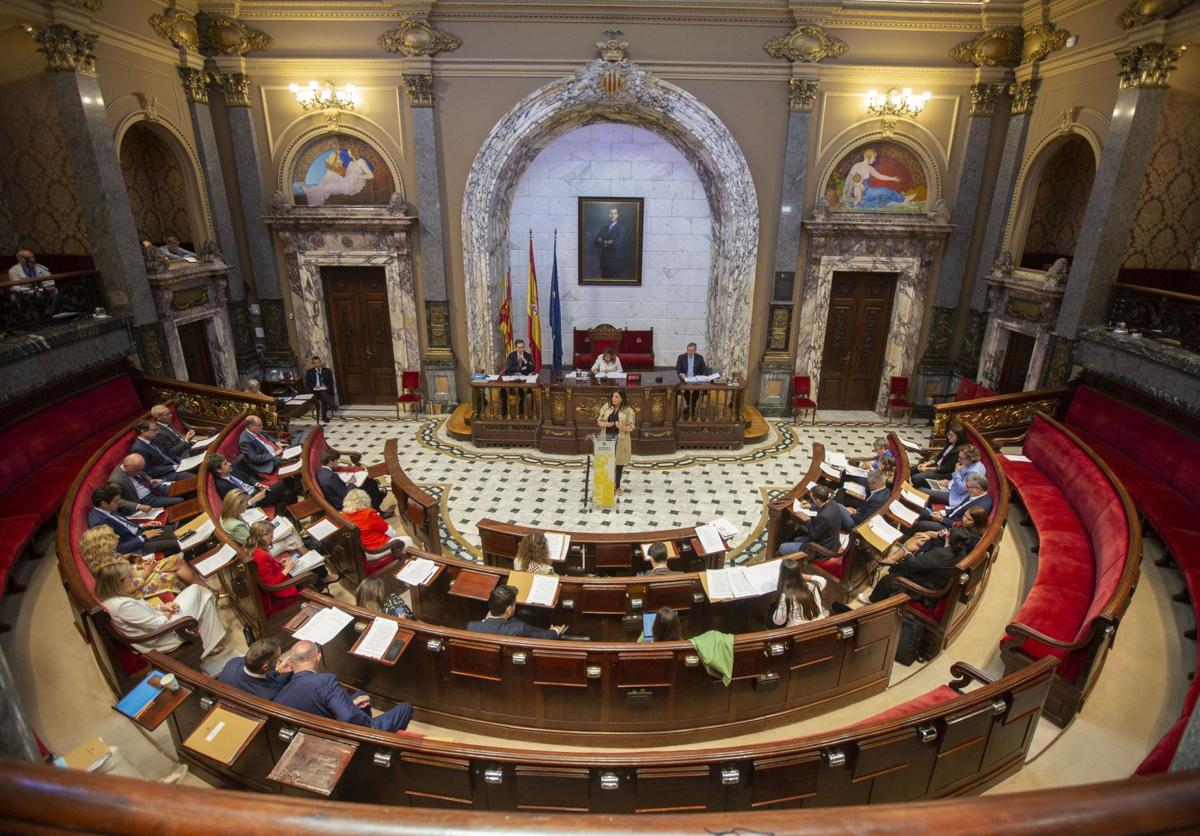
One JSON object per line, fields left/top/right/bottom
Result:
{"left": 856, "top": 685, "right": 959, "bottom": 726}
{"left": 907, "top": 595, "right": 948, "bottom": 623}
{"left": 954, "top": 379, "right": 978, "bottom": 401}
{"left": 812, "top": 556, "right": 843, "bottom": 579}
{"left": 622, "top": 353, "right": 654, "bottom": 370}
{"left": 0, "top": 514, "right": 41, "bottom": 589}
{"left": 364, "top": 552, "right": 396, "bottom": 576}
{"left": 792, "top": 397, "right": 817, "bottom": 409}
{"left": 5, "top": 463, "right": 82, "bottom": 523}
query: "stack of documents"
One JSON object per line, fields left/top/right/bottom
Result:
{"left": 865, "top": 516, "right": 904, "bottom": 548}
{"left": 526, "top": 574, "right": 560, "bottom": 606}
{"left": 278, "top": 459, "right": 302, "bottom": 476}
{"left": 396, "top": 557, "right": 437, "bottom": 586}
{"left": 292, "top": 607, "right": 355, "bottom": 643}
{"left": 900, "top": 483, "right": 929, "bottom": 508}
{"left": 189, "top": 435, "right": 215, "bottom": 450}
{"left": 289, "top": 549, "right": 327, "bottom": 576}
{"left": 241, "top": 507, "right": 268, "bottom": 525}
{"left": 825, "top": 451, "right": 848, "bottom": 468}
{"left": 194, "top": 544, "right": 238, "bottom": 577}
{"left": 353, "top": 617, "right": 399, "bottom": 660}
{"left": 544, "top": 532, "right": 571, "bottom": 562}
{"left": 708, "top": 517, "right": 739, "bottom": 539}
{"left": 306, "top": 518, "right": 339, "bottom": 541}
{"left": 176, "top": 451, "right": 206, "bottom": 472}
{"left": 281, "top": 445, "right": 303, "bottom": 460}
{"left": 888, "top": 500, "right": 919, "bottom": 527}
{"left": 705, "top": 562, "right": 780, "bottom": 601}
{"left": 694, "top": 523, "right": 725, "bottom": 554}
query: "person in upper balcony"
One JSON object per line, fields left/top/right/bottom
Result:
{"left": 159, "top": 237, "right": 196, "bottom": 261}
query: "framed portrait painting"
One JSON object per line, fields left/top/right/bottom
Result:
{"left": 578, "top": 196, "right": 644, "bottom": 286}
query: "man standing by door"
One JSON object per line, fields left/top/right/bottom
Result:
{"left": 305, "top": 356, "right": 337, "bottom": 423}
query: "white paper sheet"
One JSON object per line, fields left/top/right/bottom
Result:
{"left": 292, "top": 606, "right": 355, "bottom": 644}
{"left": 289, "top": 549, "right": 326, "bottom": 576}
{"left": 728, "top": 567, "right": 756, "bottom": 599}
{"left": 338, "top": 471, "right": 367, "bottom": 487}
{"left": 843, "top": 464, "right": 870, "bottom": 479}
{"left": 176, "top": 452, "right": 205, "bottom": 472}
{"left": 792, "top": 498, "right": 815, "bottom": 517}
{"left": 898, "top": 435, "right": 923, "bottom": 451}
{"left": 889, "top": 500, "right": 919, "bottom": 526}
{"left": 240, "top": 507, "right": 268, "bottom": 524}
{"left": 355, "top": 617, "right": 399, "bottom": 660}
{"left": 396, "top": 557, "right": 437, "bottom": 586}
{"left": 277, "top": 460, "right": 302, "bottom": 476}
{"left": 743, "top": 560, "right": 782, "bottom": 595}
{"left": 500, "top": 375, "right": 521, "bottom": 382}
{"left": 306, "top": 518, "right": 338, "bottom": 541}
{"left": 486, "top": 374, "right": 500, "bottom": 381}
{"left": 189, "top": 435, "right": 215, "bottom": 450}
{"left": 819, "top": 462, "right": 843, "bottom": 479}
{"left": 526, "top": 574, "right": 560, "bottom": 606}
{"left": 705, "top": 568, "right": 733, "bottom": 601}
{"left": 708, "top": 517, "right": 739, "bottom": 539}
{"left": 179, "top": 518, "right": 215, "bottom": 547}
{"left": 272, "top": 516, "right": 295, "bottom": 537}
{"left": 281, "top": 445, "right": 302, "bottom": 460}
{"left": 901, "top": 486, "right": 928, "bottom": 508}
{"left": 866, "top": 516, "right": 904, "bottom": 546}
{"left": 127, "top": 509, "right": 162, "bottom": 522}
{"left": 523, "top": 374, "right": 538, "bottom": 383}
{"left": 194, "top": 544, "right": 237, "bottom": 577}
{"left": 544, "top": 532, "right": 571, "bottom": 562}
{"left": 839, "top": 531, "right": 851, "bottom": 551}
{"left": 1004, "top": 454, "right": 1032, "bottom": 463}
{"left": 288, "top": 394, "right": 313, "bottom": 402}
{"left": 695, "top": 523, "right": 724, "bottom": 555}
{"left": 805, "top": 480, "right": 818, "bottom": 492}
{"left": 825, "top": 451, "right": 848, "bottom": 468}
{"left": 844, "top": 482, "right": 867, "bottom": 499}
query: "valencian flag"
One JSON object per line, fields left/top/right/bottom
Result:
{"left": 527, "top": 230, "right": 543, "bottom": 372}
{"left": 498, "top": 268, "right": 514, "bottom": 355}
{"left": 549, "top": 230, "right": 563, "bottom": 371}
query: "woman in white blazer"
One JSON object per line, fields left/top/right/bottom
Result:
{"left": 96, "top": 562, "right": 227, "bottom": 657}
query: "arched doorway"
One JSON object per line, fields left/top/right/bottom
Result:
{"left": 461, "top": 57, "right": 758, "bottom": 376}
{"left": 1018, "top": 134, "right": 1096, "bottom": 272}
{"left": 118, "top": 121, "right": 203, "bottom": 252}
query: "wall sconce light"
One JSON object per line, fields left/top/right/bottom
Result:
{"left": 289, "top": 80, "right": 359, "bottom": 127}
{"left": 866, "top": 87, "right": 931, "bottom": 136}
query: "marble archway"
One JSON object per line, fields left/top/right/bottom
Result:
{"left": 461, "top": 57, "right": 759, "bottom": 376}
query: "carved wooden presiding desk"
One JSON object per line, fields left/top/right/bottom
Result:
{"left": 469, "top": 369, "right": 746, "bottom": 452}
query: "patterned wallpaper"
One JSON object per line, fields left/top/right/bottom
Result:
{"left": 119, "top": 123, "right": 192, "bottom": 245}
{"left": 1122, "top": 90, "right": 1200, "bottom": 271}
{"left": 0, "top": 75, "right": 90, "bottom": 255}
{"left": 1023, "top": 134, "right": 1095, "bottom": 261}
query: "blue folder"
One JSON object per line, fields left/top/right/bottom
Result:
{"left": 114, "top": 671, "right": 163, "bottom": 719}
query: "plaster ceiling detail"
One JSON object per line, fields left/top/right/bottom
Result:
{"left": 378, "top": 17, "right": 463, "bottom": 56}
{"left": 763, "top": 25, "right": 848, "bottom": 64}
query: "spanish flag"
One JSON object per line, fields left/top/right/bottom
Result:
{"left": 498, "top": 268, "right": 513, "bottom": 356}
{"left": 527, "top": 231, "right": 542, "bottom": 372}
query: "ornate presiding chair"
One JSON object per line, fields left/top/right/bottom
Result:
{"left": 571, "top": 324, "right": 655, "bottom": 370}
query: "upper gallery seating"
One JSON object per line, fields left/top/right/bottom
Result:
{"left": 572, "top": 323, "right": 655, "bottom": 370}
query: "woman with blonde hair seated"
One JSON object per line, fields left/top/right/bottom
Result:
{"left": 341, "top": 488, "right": 411, "bottom": 568}
{"left": 95, "top": 561, "right": 226, "bottom": 658}
{"left": 80, "top": 525, "right": 204, "bottom": 595}
{"left": 590, "top": 346, "right": 623, "bottom": 375}
{"left": 244, "top": 520, "right": 336, "bottom": 606}
{"left": 220, "top": 489, "right": 303, "bottom": 557}
{"left": 513, "top": 531, "right": 555, "bottom": 576}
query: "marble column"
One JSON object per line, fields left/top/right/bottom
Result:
{"left": 27, "top": 23, "right": 171, "bottom": 375}
{"left": 759, "top": 73, "right": 817, "bottom": 416}
{"left": 1054, "top": 43, "right": 1184, "bottom": 343}
{"left": 404, "top": 64, "right": 458, "bottom": 409}
{"left": 0, "top": 647, "right": 39, "bottom": 762}
{"left": 959, "top": 73, "right": 1040, "bottom": 375}
{"left": 210, "top": 56, "right": 295, "bottom": 373}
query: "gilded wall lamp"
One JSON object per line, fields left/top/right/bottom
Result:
{"left": 865, "top": 87, "right": 931, "bottom": 136}
{"left": 290, "top": 80, "right": 359, "bottom": 127}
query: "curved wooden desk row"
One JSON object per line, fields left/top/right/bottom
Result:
{"left": 293, "top": 588, "right": 905, "bottom": 745}
{"left": 384, "top": 437, "right": 440, "bottom": 554}
{"left": 152, "top": 649, "right": 1055, "bottom": 813}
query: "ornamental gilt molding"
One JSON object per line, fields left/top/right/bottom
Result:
{"left": 1115, "top": 42, "right": 1188, "bottom": 90}
{"left": 403, "top": 73, "right": 434, "bottom": 106}
{"left": 968, "top": 82, "right": 1006, "bottom": 116}
{"left": 788, "top": 78, "right": 818, "bottom": 112}
{"left": 177, "top": 66, "right": 209, "bottom": 104}
{"left": 25, "top": 24, "right": 98, "bottom": 74}
{"left": 1008, "top": 79, "right": 1038, "bottom": 114}
{"left": 213, "top": 72, "right": 251, "bottom": 106}
{"left": 950, "top": 26, "right": 1023, "bottom": 68}
{"left": 149, "top": 9, "right": 200, "bottom": 52}
{"left": 763, "top": 25, "right": 848, "bottom": 64}
{"left": 197, "top": 13, "right": 273, "bottom": 57}
{"left": 1118, "top": 0, "right": 1198, "bottom": 28}
{"left": 1022, "top": 23, "right": 1071, "bottom": 64}
{"left": 378, "top": 17, "right": 462, "bottom": 56}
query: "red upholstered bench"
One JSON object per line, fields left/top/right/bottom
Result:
{"left": 1000, "top": 414, "right": 1141, "bottom": 725}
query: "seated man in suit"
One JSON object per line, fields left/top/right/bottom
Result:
{"left": 778, "top": 485, "right": 845, "bottom": 557}
{"left": 209, "top": 453, "right": 294, "bottom": 512}
{"left": 131, "top": 420, "right": 195, "bottom": 480}
{"left": 501, "top": 339, "right": 536, "bottom": 417}
{"left": 912, "top": 473, "right": 992, "bottom": 533}
{"left": 87, "top": 484, "right": 179, "bottom": 555}
{"left": 467, "top": 584, "right": 566, "bottom": 639}
{"left": 317, "top": 448, "right": 388, "bottom": 513}
{"left": 239, "top": 415, "right": 285, "bottom": 474}
{"left": 273, "top": 640, "right": 413, "bottom": 732}
{"left": 148, "top": 404, "right": 194, "bottom": 459}
{"left": 108, "top": 453, "right": 183, "bottom": 509}
{"left": 217, "top": 637, "right": 293, "bottom": 700}
{"left": 674, "top": 342, "right": 709, "bottom": 418}
{"left": 642, "top": 542, "right": 676, "bottom": 576}
{"left": 923, "top": 444, "right": 984, "bottom": 508}
{"left": 838, "top": 469, "right": 889, "bottom": 529}
{"left": 305, "top": 355, "right": 337, "bottom": 423}
{"left": 866, "top": 527, "right": 973, "bottom": 604}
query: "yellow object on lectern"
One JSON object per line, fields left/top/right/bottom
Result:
{"left": 592, "top": 436, "right": 616, "bottom": 508}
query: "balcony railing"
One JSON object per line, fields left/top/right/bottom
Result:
{"left": 1108, "top": 282, "right": 1200, "bottom": 352}
{"left": 0, "top": 269, "right": 107, "bottom": 336}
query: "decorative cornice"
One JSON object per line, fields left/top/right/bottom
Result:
{"left": 968, "top": 82, "right": 1006, "bottom": 116}
{"left": 1116, "top": 42, "right": 1188, "bottom": 91}
{"left": 65, "top": 0, "right": 102, "bottom": 10}
{"left": 1118, "top": 0, "right": 1198, "bottom": 29}
{"left": 403, "top": 73, "right": 434, "bottom": 106}
{"left": 178, "top": 66, "right": 210, "bottom": 104}
{"left": 149, "top": 9, "right": 200, "bottom": 52}
{"left": 763, "top": 25, "right": 847, "bottom": 64}
{"left": 213, "top": 72, "right": 252, "bottom": 106}
{"left": 197, "top": 13, "right": 273, "bottom": 57}
{"left": 25, "top": 24, "right": 98, "bottom": 74}
{"left": 787, "top": 78, "right": 817, "bottom": 113}
{"left": 1021, "top": 23, "right": 1070, "bottom": 64}
{"left": 950, "top": 26, "right": 1023, "bottom": 68}
{"left": 378, "top": 17, "right": 462, "bottom": 56}
{"left": 1008, "top": 78, "right": 1038, "bottom": 114}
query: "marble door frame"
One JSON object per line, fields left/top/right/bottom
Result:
{"left": 461, "top": 57, "right": 759, "bottom": 377}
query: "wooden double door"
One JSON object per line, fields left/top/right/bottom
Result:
{"left": 322, "top": 266, "right": 397, "bottom": 405}
{"left": 818, "top": 271, "right": 897, "bottom": 411}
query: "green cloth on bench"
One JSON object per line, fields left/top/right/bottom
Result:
{"left": 690, "top": 630, "right": 733, "bottom": 686}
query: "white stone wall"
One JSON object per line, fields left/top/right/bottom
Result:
{"left": 507, "top": 123, "right": 712, "bottom": 368}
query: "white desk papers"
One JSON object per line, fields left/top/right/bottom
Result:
{"left": 355, "top": 617, "right": 399, "bottom": 660}
{"left": 806, "top": 480, "right": 818, "bottom": 492}
{"left": 900, "top": 485, "right": 929, "bottom": 508}
{"left": 292, "top": 607, "right": 354, "bottom": 644}
{"left": 792, "top": 498, "right": 815, "bottom": 517}
{"left": 897, "top": 435, "right": 923, "bottom": 452}
{"left": 825, "top": 451, "right": 848, "bottom": 468}
{"left": 176, "top": 452, "right": 206, "bottom": 472}
{"left": 128, "top": 509, "right": 162, "bottom": 522}
{"left": 278, "top": 460, "right": 302, "bottom": 476}
{"left": 287, "top": 393, "right": 313, "bottom": 402}
{"left": 683, "top": 373, "right": 719, "bottom": 383}
{"left": 844, "top": 482, "right": 867, "bottom": 499}
{"left": 866, "top": 516, "right": 904, "bottom": 547}
{"left": 728, "top": 568, "right": 756, "bottom": 599}
{"left": 195, "top": 544, "right": 237, "bottom": 577}
{"left": 819, "top": 462, "right": 843, "bottom": 479}
{"left": 705, "top": 569, "right": 733, "bottom": 601}
{"left": 486, "top": 374, "right": 500, "bottom": 381}
{"left": 743, "top": 560, "right": 782, "bottom": 596}
{"left": 240, "top": 507, "right": 268, "bottom": 525}
{"left": 843, "top": 464, "right": 870, "bottom": 479}
{"left": 272, "top": 516, "right": 295, "bottom": 537}
{"left": 708, "top": 517, "right": 739, "bottom": 540}
{"left": 544, "top": 532, "right": 571, "bottom": 562}
{"left": 338, "top": 471, "right": 367, "bottom": 487}
{"left": 889, "top": 500, "right": 919, "bottom": 527}
{"left": 523, "top": 374, "right": 538, "bottom": 383}
{"left": 306, "top": 518, "right": 338, "bottom": 541}
{"left": 1004, "top": 454, "right": 1032, "bottom": 463}
{"left": 179, "top": 518, "right": 215, "bottom": 548}
{"left": 281, "top": 445, "right": 302, "bottom": 460}
{"left": 695, "top": 524, "right": 725, "bottom": 555}
{"left": 527, "top": 574, "right": 560, "bottom": 607}
{"left": 289, "top": 550, "right": 326, "bottom": 576}
{"left": 396, "top": 557, "right": 437, "bottom": 586}
{"left": 190, "top": 435, "right": 215, "bottom": 450}
{"left": 706, "top": 566, "right": 775, "bottom": 601}
{"left": 500, "top": 375, "right": 521, "bottom": 382}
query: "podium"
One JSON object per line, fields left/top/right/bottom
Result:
{"left": 591, "top": 434, "right": 617, "bottom": 509}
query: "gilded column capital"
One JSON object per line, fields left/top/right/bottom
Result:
{"left": 403, "top": 73, "right": 434, "bottom": 107}
{"left": 197, "top": 13, "right": 272, "bottom": 57}
{"left": 1008, "top": 79, "right": 1038, "bottom": 114}
{"left": 1116, "top": 42, "right": 1188, "bottom": 91}
{"left": 378, "top": 17, "right": 462, "bottom": 56}
{"left": 764, "top": 25, "right": 847, "bottom": 63}
{"left": 213, "top": 72, "right": 251, "bottom": 106}
{"left": 968, "top": 82, "right": 1006, "bottom": 116}
{"left": 787, "top": 78, "right": 818, "bottom": 113}
{"left": 177, "top": 66, "right": 210, "bottom": 104}
{"left": 149, "top": 9, "right": 199, "bottom": 52}
{"left": 24, "top": 23, "right": 97, "bottom": 75}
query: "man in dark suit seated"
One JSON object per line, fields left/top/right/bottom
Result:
{"left": 467, "top": 585, "right": 566, "bottom": 639}
{"left": 778, "top": 485, "right": 845, "bottom": 557}
{"left": 501, "top": 339, "right": 536, "bottom": 418}
{"left": 273, "top": 640, "right": 413, "bottom": 732}
{"left": 210, "top": 453, "right": 294, "bottom": 512}
{"left": 108, "top": 453, "right": 183, "bottom": 508}
{"left": 131, "top": 420, "right": 195, "bottom": 480}
{"left": 674, "top": 342, "right": 709, "bottom": 418}
{"left": 866, "top": 527, "right": 973, "bottom": 604}
{"left": 87, "top": 484, "right": 179, "bottom": 555}
{"left": 642, "top": 543, "right": 676, "bottom": 576}
{"left": 148, "top": 404, "right": 194, "bottom": 459}
{"left": 838, "top": 469, "right": 889, "bottom": 529}
{"left": 305, "top": 355, "right": 337, "bottom": 423}
{"left": 912, "top": 473, "right": 992, "bottom": 533}
{"left": 239, "top": 415, "right": 284, "bottom": 474}
{"left": 317, "top": 448, "right": 388, "bottom": 513}
{"left": 217, "top": 638, "right": 293, "bottom": 700}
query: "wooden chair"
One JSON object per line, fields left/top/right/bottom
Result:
{"left": 791, "top": 375, "right": 817, "bottom": 425}
{"left": 395, "top": 370, "right": 422, "bottom": 419}
{"left": 886, "top": 376, "right": 913, "bottom": 424}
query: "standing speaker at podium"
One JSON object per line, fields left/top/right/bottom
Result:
{"left": 597, "top": 390, "right": 635, "bottom": 496}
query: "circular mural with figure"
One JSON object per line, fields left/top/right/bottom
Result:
{"left": 823, "top": 141, "right": 928, "bottom": 214}
{"left": 290, "top": 134, "right": 394, "bottom": 207}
